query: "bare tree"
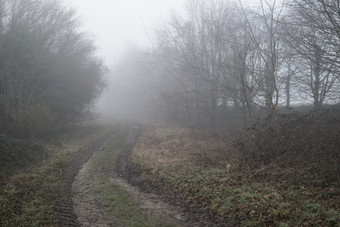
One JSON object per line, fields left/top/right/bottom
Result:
{"left": 239, "top": 0, "right": 286, "bottom": 125}
{"left": 146, "top": 0, "right": 340, "bottom": 128}
{"left": 0, "top": 0, "right": 105, "bottom": 137}
{"left": 284, "top": 0, "right": 340, "bottom": 108}
{"left": 155, "top": 0, "right": 241, "bottom": 127}
{"left": 220, "top": 8, "right": 257, "bottom": 126}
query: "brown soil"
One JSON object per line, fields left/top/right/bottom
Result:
{"left": 68, "top": 127, "right": 213, "bottom": 226}
{"left": 54, "top": 133, "right": 116, "bottom": 226}
{"left": 72, "top": 135, "right": 117, "bottom": 226}
{"left": 68, "top": 126, "right": 225, "bottom": 227}
{"left": 118, "top": 127, "right": 226, "bottom": 227}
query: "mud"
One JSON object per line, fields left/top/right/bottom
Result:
{"left": 55, "top": 133, "right": 116, "bottom": 227}
{"left": 72, "top": 135, "right": 117, "bottom": 227}
{"left": 71, "top": 126, "right": 226, "bottom": 227}
{"left": 72, "top": 127, "right": 191, "bottom": 227}
{"left": 117, "top": 127, "right": 226, "bottom": 227}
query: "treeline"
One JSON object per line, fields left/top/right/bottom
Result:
{"left": 112, "top": 0, "right": 340, "bottom": 128}
{"left": 0, "top": 0, "right": 105, "bottom": 137}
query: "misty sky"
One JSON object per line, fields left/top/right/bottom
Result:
{"left": 66, "top": 0, "right": 279, "bottom": 117}
{"left": 69, "top": 0, "right": 186, "bottom": 65}
{"left": 68, "top": 0, "right": 259, "bottom": 66}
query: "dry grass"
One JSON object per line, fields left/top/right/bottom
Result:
{"left": 133, "top": 126, "right": 237, "bottom": 171}
{"left": 131, "top": 123, "right": 340, "bottom": 226}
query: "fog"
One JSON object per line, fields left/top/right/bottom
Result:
{"left": 69, "top": 0, "right": 258, "bottom": 63}
{"left": 69, "top": 0, "right": 187, "bottom": 122}
{"left": 69, "top": 0, "right": 339, "bottom": 127}
{"left": 1, "top": 1, "right": 338, "bottom": 226}
{"left": 69, "top": 0, "right": 265, "bottom": 124}
{"left": 69, "top": 0, "right": 186, "bottom": 64}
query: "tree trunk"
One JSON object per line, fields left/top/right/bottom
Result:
{"left": 313, "top": 44, "right": 322, "bottom": 109}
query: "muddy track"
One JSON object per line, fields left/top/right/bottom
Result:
{"left": 117, "top": 127, "right": 225, "bottom": 227}
{"left": 54, "top": 132, "right": 117, "bottom": 227}
{"left": 72, "top": 126, "right": 191, "bottom": 227}
{"left": 70, "top": 126, "right": 226, "bottom": 226}
{"left": 72, "top": 135, "right": 117, "bottom": 226}
{"left": 114, "top": 127, "right": 195, "bottom": 226}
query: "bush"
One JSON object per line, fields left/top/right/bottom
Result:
{"left": 235, "top": 106, "right": 340, "bottom": 186}
{"left": 0, "top": 136, "right": 46, "bottom": 182}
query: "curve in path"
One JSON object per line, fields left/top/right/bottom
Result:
{"left": 72, "top": 135, "right": 117, "bottom": 227}
{"left": 72, "top": 127, "right": 210, "bottom": 227}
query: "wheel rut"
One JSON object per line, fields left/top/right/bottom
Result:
{"left": 72, "top": 135, "right": 117, "bottom": 226}
{"left": 72, "top": 126, "right": 212, "bottom": 227}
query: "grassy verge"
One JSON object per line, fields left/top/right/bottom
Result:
{"left": 0, "top": 136, "right": 46, "bottom": 183}
{"left": 0, "top": 125, "right": 115, "bottom": 226}
{"left": 132, "top": 126, "right": 340, "bottom": 226}
{"left": 90, "top": 127, "right": 174, "bottom": 227}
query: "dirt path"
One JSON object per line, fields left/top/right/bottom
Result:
{"left": 55, "top": 132, "right": 119, "bottom": 227}
{"left": 116, "top": 127, "right": 210, "bottom": 226}
{"left": 72, "top": 147, "right": 116, "bottom": 226}
{"left": 108, "top": 176, "right": 190, "bottom": 226}
{"left": 117, "top": 127, "right": 219, "bottom": 227}
{"left": 72, "top": 127, "right": 201, "bottom": 227}
{"left": 72, "top": 135, "right": 117, "bottom": 226}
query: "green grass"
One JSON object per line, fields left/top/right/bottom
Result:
{"left": 0, "top": 125, "right": 115, "bottom": 226}
{"left": 146, "top": 163, "right": 340, "bottom": 226}
{"left": 90, "top": 127, "right": 174, "bottom": 227}
{"left": 0, "top": 136, "right": 47, "bottom": 182}
{"left": 94, "top": 176, "right": 171, "bottom": 227}
{"left": 132, "top": 126, "right": 340, "bottom": 226}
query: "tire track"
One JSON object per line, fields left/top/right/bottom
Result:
{"left": 71, "top": 126, "right": 217, "bottom": 227}
{"left": 55, "top": 132, "right": 116, "bottom": 227}
{"left": 71, "top": 135, "right": 117, "bottom": 227}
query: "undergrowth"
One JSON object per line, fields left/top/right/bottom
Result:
{"left": 0, "top": 136, "right": 46, "bottom": 183}
{"left": 132, "top": 109, "right": 340, "bottom": 226}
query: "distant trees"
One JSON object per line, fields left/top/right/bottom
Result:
{"left": 150, "top": 0, "right": 340, "bottom": 127}
{"left": 107, "top": 0, "right": 340, "bottom": 128}
{"left": 154, "top": 0, "right": 244, "bottom": 127}
{"left": 151, "top": 0, "right": 289, "bottom": 127}
{"left": 239, "top": 0, "right": 286, "bottom": 125}
{"left": 284, "top": 0, "right": 340, "bottom": 108}
{"left": 0, "top": 0, "right": 105, "bottom": 137}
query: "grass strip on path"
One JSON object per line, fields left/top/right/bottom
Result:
{"left": 90, "top": 127, "right": 174, "bottom": 227}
